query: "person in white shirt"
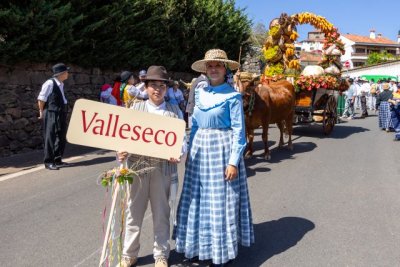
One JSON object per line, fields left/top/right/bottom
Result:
{"left": 360, "top": 78, "right": 370, "bottom": 117}
{"left": 136, "top": 69, "right": 147, "bottom": 92}
{"left": 37, "top": 63, "right": 70, "bottom": 170}
{"left": 354, "top": 78, "right": 362, "bottom": 110}
{"left": 368, "top": 79, "right": 378, "bottom": 111}
{"left": 390, "top": 79, "right": 397, "bottom": 92}
{"left": 116, "top": 66, "right": 186, "bottom": 267}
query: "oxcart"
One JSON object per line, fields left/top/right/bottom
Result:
{"left": 294, "top": 88, "right": 338, "bottom": 135}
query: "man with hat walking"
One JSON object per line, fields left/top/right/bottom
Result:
{"left": 37, "top": 63, "right": 70, "bottom": 170}
{"left": 360, "top": 77, "right": 370, "bottom": 118}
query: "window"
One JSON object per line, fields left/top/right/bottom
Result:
{"left": 353, "top": 62, "right": 365, "bottom": 67}
{"left": 355, "top": 48, "right": 366, "bottom": 54}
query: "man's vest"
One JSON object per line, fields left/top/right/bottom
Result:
{"left": 45, "top": 79, "right": 65, "bottom": 112}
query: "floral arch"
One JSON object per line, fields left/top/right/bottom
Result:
{"left": 262, "top": 12, "right": 346, "bottom": 91}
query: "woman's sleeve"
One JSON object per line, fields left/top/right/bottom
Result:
{"left": 176, "top": 109, "right": 187, "bottom": 156}
{"left": 228, "top": 95, "right": 246, "bottom": 167}
{"left": 376, "top": 93, "right": 381, "bottom": 108}
{"left": 189, "top": 113, "right": 198, "bottom": 150}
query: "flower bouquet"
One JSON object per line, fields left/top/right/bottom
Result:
{"left": 99, "top": 167, "right": 135, "bottom": 187}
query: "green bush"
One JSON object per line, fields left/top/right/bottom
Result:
{"left": 0, "top": 0, "right": 251, "bottom": 71}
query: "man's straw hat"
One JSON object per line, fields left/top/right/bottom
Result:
{"left": 191, "top": 49, "right": 240, "bottom": 73}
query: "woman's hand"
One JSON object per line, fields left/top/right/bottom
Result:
{"left": 169, "top": 157, "right": 181, "bottom": 163}
{"left": 225, "top": 165, "right": 238, "bottom": 181}
{"left": 117, "top": 151, "right": 129, "bottom": 163}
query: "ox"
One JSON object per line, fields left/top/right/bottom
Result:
{"left": 236, "top": 74, "right": 296, "bottom": 160}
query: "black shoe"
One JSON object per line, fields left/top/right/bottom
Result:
{"left": 55, "top": 161, "right": 70, "bottom": 168}
{"left": 45, "top": 164, "right": 59, "bottom": 170}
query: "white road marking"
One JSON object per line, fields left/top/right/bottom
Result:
{"left": 0, "top": 149, "right": 109, "bottom": 182}
{"left": 73, "top": 247, "right": 101, "bottom": 267}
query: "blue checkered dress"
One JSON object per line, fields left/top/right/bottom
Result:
{"left": 378, "top": 102, "right": 393, "bottom": 129}
{"left": 174, "top": 128, "right": 254, "bottom": 264}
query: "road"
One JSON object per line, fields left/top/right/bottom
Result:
{"left": 1, "top": 113, "right": 399, "bottom": 267}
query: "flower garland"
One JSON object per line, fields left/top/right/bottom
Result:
{"left": 294, "top": 75, "right": 340, "bottom": 92}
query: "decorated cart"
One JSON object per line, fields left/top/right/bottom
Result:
{"left": 261, "top": 12, "right": 349, "bottom": 135}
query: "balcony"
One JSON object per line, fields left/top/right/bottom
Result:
{"left": 351, "top": 52, "right": 368, "bottom": 56}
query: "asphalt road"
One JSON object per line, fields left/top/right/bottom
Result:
{"left": 1, "top": 112, "right": 399, "bottom": 267}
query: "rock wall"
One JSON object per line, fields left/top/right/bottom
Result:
{"left": 240, "top": 46, "right": 263, "bottom": 74}
{"left": 0, "top": 63, "right": 195, "bottom": 157}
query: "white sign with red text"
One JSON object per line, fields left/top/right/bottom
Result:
{"left": 66, "top": 99, "right": 185, "bottom": 160}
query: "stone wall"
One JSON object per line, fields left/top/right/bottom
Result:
{"left": 0, "top": 63, "right": 195, "bottom": 157}
{"left": 240, "top": 46, "right": 263, "bottom": 74}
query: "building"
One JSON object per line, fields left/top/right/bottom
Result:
{"left": 299, "top": 51, "right": 323, "bottom": 67}
{"left": 298, "top": 31, "right": 324, "bottom": 66}
{"left": 299, "top": 31, "right": 325, "bottom": 52}
{"left": 340, "top": 30, "right": 400, "bottom": 69}
{"left": 342, "top": 59, "right": 400, "bottom": 81}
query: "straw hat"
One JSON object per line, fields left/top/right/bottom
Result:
{"left": 382, "top": 83, "right": 390, "bottom": 90}
{"left": 191, "top": 49, "right": 240, "bottom": 73}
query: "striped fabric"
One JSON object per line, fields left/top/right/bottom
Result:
{"left": 378, "top": 102, "right": 393, "bottom": 129}
{"left": 174, "top": 128, "right": 254, "bottom": 264}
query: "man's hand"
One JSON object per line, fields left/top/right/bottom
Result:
{"left": 225, "top": 165, "right": 238, "bottom": 181}
{"left": 38, "top": 111, "right": 43, "bottom": 120}
{"left": 169, "top": 157, "right": 181, "bottom": 163}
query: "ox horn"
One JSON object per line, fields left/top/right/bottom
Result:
{"left": 179, "top": 79, "right": 191, "bottom": 88}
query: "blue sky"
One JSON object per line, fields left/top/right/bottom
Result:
{"left": 235, "top": 0, "right": 400, "bottom": 42}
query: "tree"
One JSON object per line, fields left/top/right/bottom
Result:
{"left": 248, "top": 22, "right": 268, "bottom": 47}
{"left": 366, "top": 51, "right": 396, "bottom": 66}
{"left": 0, "top": 0, "right": 82, "bottom": 63}
{"left": 0, "top": 0, "right": 251, "bottom": 71}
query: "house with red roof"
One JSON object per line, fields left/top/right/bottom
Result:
{"left": 340, "top": 30, "right": 400, "bottom": 69}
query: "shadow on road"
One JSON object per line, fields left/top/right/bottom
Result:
{"left": 293, "top": 124, "right": 369, "bottom": 139}
{"left": 231, "top": 217, "right": 315, "bottom": 266}
{"left": 141, "top": 217, "right": 315, "bottom": 267}
{"left": 245, "top": 141, "right": 317, "bottom": 177}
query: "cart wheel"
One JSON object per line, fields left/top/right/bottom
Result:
{"left": 323, "top": 95, "right": 337, "bottom": 135}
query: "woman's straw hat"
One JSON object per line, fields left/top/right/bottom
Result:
{"left": 191, "top": 49, "right": 240, "bottom": 73}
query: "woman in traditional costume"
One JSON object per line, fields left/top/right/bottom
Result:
{"left": 174, "top": 49, "right": 254, "bottom": 266}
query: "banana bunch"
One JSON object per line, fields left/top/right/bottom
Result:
{"left": 285, "top": 43, "right": 295, "bottom": 49}
{"left": 290, "top": 31, "right": 299, "bottom": 41}
{"left": 285, "top": 48, "right": 294, "bottom": 57}
{"left": 288, "top": 59, "right": 300, "bottom": 70}
{"left": 296, "top": 12, "right": 333, "bottom": 33}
